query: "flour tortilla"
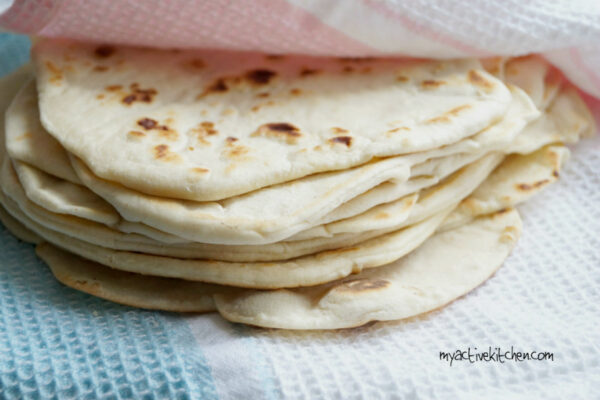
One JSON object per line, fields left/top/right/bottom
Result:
{"left": 214, "top": 208, "right": 522, "bottom": 329}
{"left": 440, "top": 145, "right": 570, "bottom": 231}
{"left": 12, "top": 159, "right": 119, "bottom": 226}
{"left": 0, "top": 65, "right": 32, "bottom": 161}
{"left": 507, "top": 86, "right": 595, "bottom": 155}
{"left": 5, "top": 80, "right": 80, "bottom": 183}
{"left": 0, "top": 204, "right": 42, "bottom": 244}
{"left": 36, "top": 242, "right": 223, "bottom": 312}
{"left": 67, "top": 85, "right": 535, "bottom": 245}
{"left": 0, "top": 184, "right": 453, "bottom": 288}
{"left": 504, "top": 55, "right": 563, "bottom": 110}
{"left": 34, "top": 39, "right": 512, "bottom": 201}
{"left": 2, "top": 150, "right": 496, "bottom": 262}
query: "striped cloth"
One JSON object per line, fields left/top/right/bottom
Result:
{"left": 0, "top": 2, "right": 599, "bottom": 397}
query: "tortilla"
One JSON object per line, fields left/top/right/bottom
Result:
{"left": 36, "top": 242, "right": 223, "bottom": 312}
{"left": 34, "top": 39, "right": 511, "bottom": 201}
{"left": 214, "top": 209, "right": 522, "bottom": 329}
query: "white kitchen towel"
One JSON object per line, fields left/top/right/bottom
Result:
{"left": 0, "top": 3, "right": 599, "bottom": 395}
{"left": 1, "top": 0, "right": 600, "bottom": 97}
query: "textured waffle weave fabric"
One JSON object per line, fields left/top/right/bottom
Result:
{"left": 0, "top": 0, "right": 600, "bottom": 97}
{"left": 0, "top": 6, "right": 599, "bottom": 396}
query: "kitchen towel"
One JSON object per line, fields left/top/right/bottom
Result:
{"left": 0, "top": 0, "right": 599, "bottom": 97}
{"left": 0, "top": 3, "right": 599, "bottom": 396}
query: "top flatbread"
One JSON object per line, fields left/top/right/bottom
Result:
{"left": 34, "top": 39, "right": 512, "bottom": 201}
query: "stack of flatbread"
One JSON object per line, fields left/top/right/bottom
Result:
{"left": 0, "top": 39, "right": 594, "bottom": 329}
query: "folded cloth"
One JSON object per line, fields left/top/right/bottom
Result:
{"left": 0, "top": 25, "right": 599, "bottom": 400}
{"left": 1, "top": 0, "right": 600, "bottom": 97}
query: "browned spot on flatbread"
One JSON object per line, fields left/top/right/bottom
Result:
{"left": 516, "top": 179, "right": 550, "bottom": 191}
{"left": 251, "top": 123, "right": 302, "bottom": 145}
{"left": 105, "top": 84, "right": 122, "bottom": 92}
{"left": 128, "top": 130, "right": 145, "bottom": 138}
{"left": 300, "top": 68, "right": 319, "bottom": 77}
{"left": 191, "top": 167, "right": 209, "bottom": 174}
{"left": 328, "top": 136, "right": 352, "bottom": 147}
{"left": 361, "top": 67, "right": 372, "bottom": 74}
{"left": 388, "top": 127, "right": 410, "bottom": 133}
{"left": 331, "top": 127, "right": 348, "bottom": 135}
{"left": 375, "top": 212, "right": 390, "bottom": 219}
{"left": 45, "top": 61, "right": 63, "bottom": 84}
{"left": 421, "top": 79, "right": 446, "bottom": 88}
{"left": 289, "top": 88, "right": 302, "bottom": 96}
{"left": 153, "top": 144, "right": 181, "bottom": 162}
{"left": 468, "top": 70, "right": 495, "bottom": 91}
{"left": 337, "top": 279, "right": 390, "bottom": 292}
{"left": 246, "top": 69, "right": 277, "bottom": 85}
{"left": 189, "top": 122, "right": 218, "bottom": 145}
{"left": 266, "top": 54, "right": 285, "bottom": 61}
{"left": 122, "top": 84, "right": 158, "bottom": 105}
{"left": 396, "top": 75, "right": 409, "bottom": 82}
{"left": 426, "top": 104, "right": 471, "bottom": 124}
{"left": 226, "top": 136, "right": 238, "bottom": 144}
{"left": 93, "top": 65, "right": 109, "bottom": 72}
{"left": 94, "top": 45, "right": 116, "bottom": 58}
{"left": 137, "top": 118, "right": 158, "bottom": 130}
{"left": 96, "top": 94, "right": 105, "bottom": 100}
{"left": 256, "top": 92, "right": 270, "bottom": 98}
{"left": 552, "top": 170, "right": 559, "bottom": 178}
{"left": 343, "top": 66, "right": 355, "bottom": 73}
{"left": 198, "top": 78, "right": 228, "bottom": 98}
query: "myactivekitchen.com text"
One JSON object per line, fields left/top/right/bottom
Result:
{"left": 440, "top": 346, "right": 554, "bottom": 366}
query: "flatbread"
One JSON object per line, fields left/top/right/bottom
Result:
{"left": 0, "top": 184, "right": 453, "bottom": 288}
{"left": 214, "top": 208, "right": 522, "bottom": 329}
{"left": 2, "top": 151, "right": 497, "bottom": 262}
{"left": 68, "top": 85, "right": 535, "bottom": 245}
{"left": 36, "top": 242, "right": 223, "bottom": 312}
{"left": 0, "top": 204, "right": 42, "bottom": 244}
{"left": 34, "top": 39, "right": 512, "bottom": 201}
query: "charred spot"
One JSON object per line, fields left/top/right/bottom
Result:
{"left": 266, "top": 123, "right": 299, "bottom": 134}
{"left": 516, "top": 179, "right": 550, "bottom": 191}
{"left": 121, "top": 86, "right": 157, "bottom": 105}
{"left": 447, "top": 104, "right": 471, "bottom": 116}
{"left": 421, "top": 79, "right": 446, "bottom": 88}
{"left": 553, "top": 170, "right": 559, "bottom": 178}
{"left": 496, "top": 208, "right": 510, "bottom": 214}
{"left": 387, "top": 127, "right": 410, "bottom": 133}
{"left": 468, "top": 70, "right": 495, "bottom": 91}
{"left": 200, "top": 78, "right": 228, "bottom": 97}
{"left": 94, "top": 45, "right": 116, "bottom": 58}
{"left": 154, "top": 144, "right": 169, "bottom": 158}
{"left": 331, "top": 127, "right": 348, "bottom": 134}
{"left": 329, "top": 136, "right": 353, "bottom": 147}
{"left": 289, "top": 88, "right": 302, "bottom": 96}
{"left": 246, "top": 69, "right": 277, "bottom": 85}
{"left": 256, "top": 92, "right": 270, "bottom": 98}
{"left": 343, "top": 66, "right": 355, "bottom": 73}
{"left": 105, "top": 84, "right": 122, "bottom": 91}
{"left": 300, "top": 68, "right": 319, "bottom": 77}
{"left": 266, "top": 54, "right": 285, "bottom": 60}
{"left": 93, "top": 65, "right": 109, "bottom": 72}
{"left": 200, "top": 121, "right": 218, "bottom": 135}
{"left": 226, "top": 136, "right": 238, "bottom": 144}
{"left": 251, "top": 123, "right": 301, "bottom": 144}
{"left": 137, "top": 118, "right": 158, "bottom": 130}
